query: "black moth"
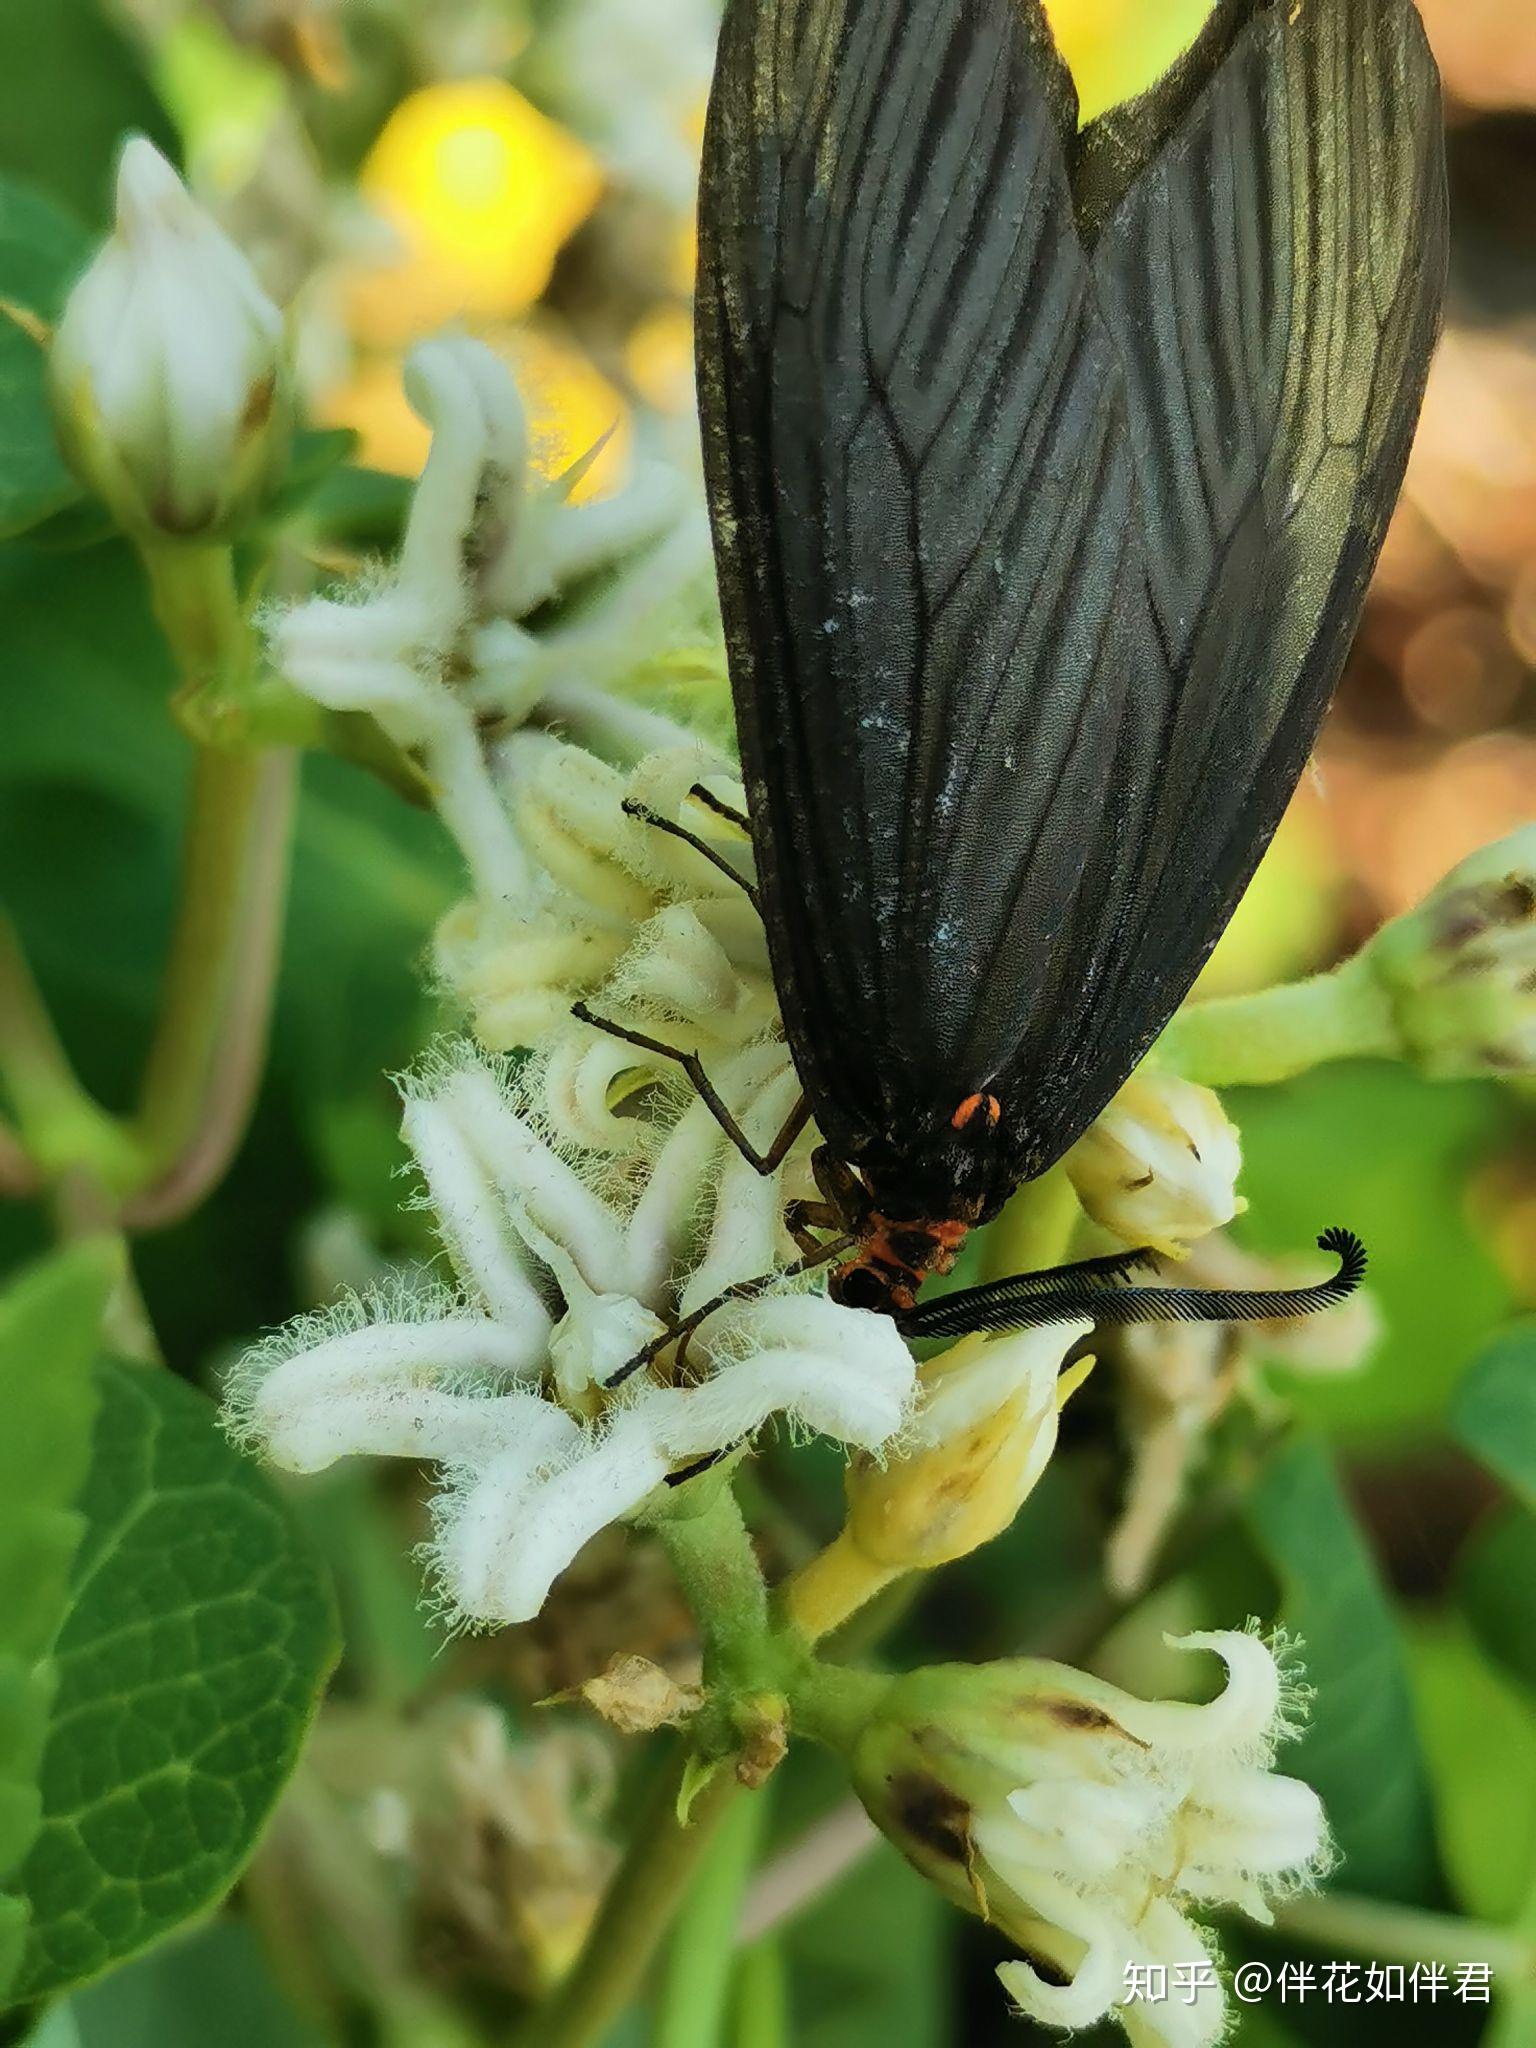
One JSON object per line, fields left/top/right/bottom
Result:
{"left": 589, "top": 0, "right": 1447, "bottom": 1348}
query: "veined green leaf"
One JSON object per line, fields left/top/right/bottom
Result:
{"left": 1244, "top": 1437, "right": 1444, "bottom": 1906}
{"left": 7, "top": 1362, "right": 338, "bottom": 2003}
{"left": 0, "top": 1245, "right": 114, "bottom": 2002}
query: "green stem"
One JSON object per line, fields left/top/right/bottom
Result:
{"left": 0, "top": 911, "right": 138, "bottom": 1187}
{"left": 130, "top": 744, "right": 295, "bottom": 1197}
{"left": 1272, "top": 1892, "right": 1535, "bottom": 1982}
{"left": 655, "top": 1787, "right": 771, "bottom": 2048}
{"left": 143, "top": 541, "right": 248, "bottom": 714}
{"left": 785, "top": 1658, "right": 891, "bottom": 1757}
{"left": 1156, "top": 954, "right": 1398, "bottom": 1088}
{"left": 509, "top": 1745, "right": 742, "bottom": 2048}
{"left": 655, "top": 1483, "right": 773, "bottom": 1689}
{"left": 730, "top": 1941, "right": 790, "bottom": 2048}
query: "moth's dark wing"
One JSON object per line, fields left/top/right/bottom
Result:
{"left": 1021, "top": 0, "right": 1448, "bottom": 1167}
{"left": 698, "top": 0, "right": 1445, "bottom": 1200}
{"left": 697, "top": 0, "right": 1130, "bottom": 1187}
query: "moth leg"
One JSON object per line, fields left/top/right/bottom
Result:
{"left": 604, "top": 1232, "right": 855, "bottom": 1389}
{"left": 812, "top": 1145, "right": 872, "bottom": 1230}
{"left": 688, "top": 782, "right": 750, "bottom": 832}
{"left": 785, "top": 1197, "right": 841, "bottom": 1257}
{"left": 620, "top": 796, "right": 759, "bottom": 905}
{"left": 664, "top": 1443, "right": 740, "bottom": 1487}
{"left": 569, "top": 1002, "right": 808, "bottom": 1176}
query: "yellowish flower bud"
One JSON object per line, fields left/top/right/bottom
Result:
{"left": 1065, "top": 1072, "right": 1244, "bottom": 1257}
{"left": 844, "top": 1324, "right": 1091, "bottom": 1571}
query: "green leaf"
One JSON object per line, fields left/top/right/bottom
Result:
{"left": 1456, "top": 1503, "right": 1536, "bottom": 1699}
{"left": 258, "top": 427, "right": 360, "bottom": 531}
{"left": 0, "top": 1, "right": 174, "bottom": 227}
{"left": 1244, "top": 1437, "right": 1443, "bottom": 1906}
{"left": 7, "top": 1362, "right": 338, "bottom": 2003}
{"left": 0, "top": 1246, "right": 113, "bottom": 2001}
{"left": 1450, "top": 1323, "right": 1536, "bottom": 1509}
{"left": 784, "top": 1839, "right": 949, "bottom": 2048}
{"left": 1407, "top": 1614, "right": 1536, "bottom": 1927}
{"left": 1230, "top": 1064, "right": 1511, "bottom": 1441}
{"left": 0, "top": 180, "right": 93, "bottom": 541}
{"left": 72, "top": 1920, "right": 324, "bottom": 2048}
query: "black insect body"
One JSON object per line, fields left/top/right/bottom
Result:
{"left": 584, "top": 0, "right": 1447, "bottom": 1350}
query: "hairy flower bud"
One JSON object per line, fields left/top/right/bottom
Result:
{"left": 1065, "top": 1073, "right": 1244, "bottom": 1258}
{"left": 845, "top": 1632, "right": 1328, "bottom": 2046}
{"left": 1364, "top": 827, "right": 1536, "bottom": 1079}
{"left": 843, "top": 1323, "right": 1091, "bottom": 1571}
{"left": 50, "top": 138, "right": 289, "bottom": 538}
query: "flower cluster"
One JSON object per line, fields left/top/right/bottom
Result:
{"left": 228, "top": 1046, "right": 914, "bottom": 1626}
{"left": 849, "top": 1630, "right": 1330, "bottom": 2048}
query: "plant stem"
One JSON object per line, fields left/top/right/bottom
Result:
{"left": 780, "top": 1529, "right": 901, "bottom": 1646}
{"left": 655, "top": 1483, "right": 772, "bottom": 1688}
{"left": 730, "top": 1940, "right": 790, "bottom": 2048}
{"left": 126, "top": 746, "right": 296, "bottom": 1225}
{"left": 1272, "top": 1892, "right": 1535, "bottom": 1982}
{"left": 655, "top": 1786, "right": 771, "bottom": 2048}
{"left": 129, "top": 743, "right": 295, "bottom": 1201}
{"left": 510, "top": 1746, "right": 742, "bottom": 2048}
{"left": 0, "top": 911, "right": 138, "bottom": 1187}
{"left": 1156, "top": 954, "right": 1398, "bottom": 1088}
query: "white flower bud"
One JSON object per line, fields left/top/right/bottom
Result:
{"left": 1364, "top": 826, "right": 1536, "bottom": 1079}
{"left": 51, "top": 138, "right": 289, "bottom": 538}
{"left": 1066, "top": 1072, "right": 1244, "bottom": 1257}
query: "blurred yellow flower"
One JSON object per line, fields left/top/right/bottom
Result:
{"left": 1041, "top": 0, "right": 1218, "bottom": 124}
{"left": 625, "top": 305, "right": 695, "bottom": 415}
{"left": 348, "top": 79, "right": 602, "bottom": 345}
{"left": 320, "top": 325, "right": 629, "bottom": 502}
{"left": 508, "top": 325, "right": 630, "bottom": 500}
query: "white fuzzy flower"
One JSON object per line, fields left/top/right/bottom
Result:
{"left": 269, "top": 333, "right": 710, "bottom": 903}
{"left": 851, "top": 1631, "right": 1330, "bottom": 2048}
{"left": 227, "top": 1049, "right": 914, "bottom": 1626}
{"left": 50, "top": 137, "right": 289, "bottom": 537}
{"left": 1066, "top": 1073, "right": 1245, "bottom": 1259}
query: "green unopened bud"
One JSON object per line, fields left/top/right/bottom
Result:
{"left": 1364, "top": 827, "right": 1536, "bottom": 1079}
{"left": 1065, "top": 1073, "right": 1244, "bottom": 1258}
{"left": 843, "top": 1633, "right": 1327, "bottom": 2047}
{"left": 50, "top": 138, "right": 290, "bottom": 539}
